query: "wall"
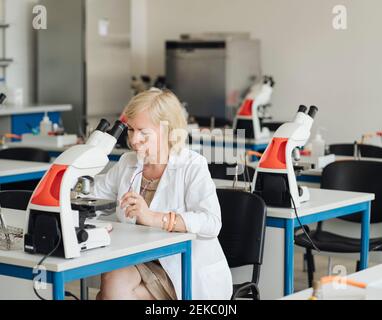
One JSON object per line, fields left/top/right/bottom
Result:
{"left": 4, "top": 0, "right": 38, "bottom": 104}
{"left": 86, "top": 0, "right": 132, "bottom": 130}
{"left": 2, "top": 0, "right": 382, "bottom": 143}
{"left": 138, "top": 0, "right": 382, "bottom": 144}
{"left": 130, "top": 0, "right": 148, "bottom": 75}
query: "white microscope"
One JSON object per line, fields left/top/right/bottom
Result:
{"left": 24, "top": 119, "right": 126, "bottom": 259}
{"left": 252, "top": 105, "right": 318, "bottom": 208}
{"left": 233, "top": 76, "right": 275, "bottom": 140}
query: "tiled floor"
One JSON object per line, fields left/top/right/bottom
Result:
{"left": 64, "top": 253, "right": 377, "bottom": 300}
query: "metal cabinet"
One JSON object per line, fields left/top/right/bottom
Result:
{"left": 166, "top": 36, "right": 261, "bottom": 122}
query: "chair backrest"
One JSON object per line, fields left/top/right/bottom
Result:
{"left": 321, "top": 160, "right": 382, "bottom": 223}
{"left": 209, "top": 163, "right": 255, "bottom": 182}
{"left": 193, "top": 116, "right": 232, "bottom": 128}
{"left": 329, "top": 143, "right": 382, "bottom": 159}
{"left": 0, "top": 190, "right": 33, "bottom": 210}
{"left": 359, "top": 144, "right": 382, "bottom": 159}
{"left": 0, "top": 147, "right": 50, "bottom": 163}
{"left": 216, "top": 189, "right": 267, "bottom": 282}
{"left": 329, "top": 143, "right": 354, "bottom": 156}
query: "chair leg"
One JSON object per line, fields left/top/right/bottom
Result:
{"left": 356, "top": 260, "right": 361, "bottom": 272}
{"left": 251, "top": 283, "right": 260, "bottom": 300}
{"left": 306, "top": 248, "right": 315, "bottom": 287}
{"left": 327, "top": 256, "right": 333, "bottom": 275}
{"left": 80, "top": 279, "right": 88, "bottom": 300}
{"left": 303, "top": 253, "right": 307, "bottom": 272}
{"left": 231, "top": 283, "right": 260, "bottom": 300}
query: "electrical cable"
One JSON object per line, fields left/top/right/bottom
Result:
{"left": 33, "top": 228, "right": 62, "bottom": 300}
{"left": 32, "top": 227, "right": 79, "bottom": 300}
{"left": 244, "top": 156, "right": 251, "bottom": 191}
{"left": 232, "top": 164, "right": 238, "bottom": 189}
{"left": 65, "top": 291, "right": 80, "bottom": 300}
{"left": 288, "top": 191, "right": 321, "bottom": 253}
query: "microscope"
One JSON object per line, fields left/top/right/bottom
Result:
{"left": 252, "top": 105, "right": 318, "bottom": 208}
{"left": 24, "top": 119, "right": 126, "bottom": 259}
{"left": 233, "top": 76, "right": 275, "bottom": 140}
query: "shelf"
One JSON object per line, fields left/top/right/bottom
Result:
{"left": 0, "top": 59, "right": 13, "bottom": 67}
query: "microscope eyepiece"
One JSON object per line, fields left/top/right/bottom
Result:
{"left": 108, "top": 120, "right": 127, "bottom": 139}
{"left": 95, "top": 119, "right": 110, "bottom": 132}
{"left": 308, "top": 106, "right": 318, "bottom": 119}
{"left": 269, "top": 76, "right": 275, "bottom": 87}
{"left": 0, "top": 93, "right": 6, "bottom": 104}
{"left": 298, "top": 105, "right": 307, "bottom": 113}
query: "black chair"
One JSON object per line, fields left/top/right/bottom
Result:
{"left": 209, "top": 163, "right": 255, "bottom": 182}
{"left": 0, "top": 190, "right": 33, "bottom": 210}
{"left": 329, "top": 143, "right": 382, "bottom": 159}
{"left": 0, "top": 147, "right": 50, "bottom": 191}
{"left": 216, "top": 188, "right": 267, "bottom": 300}
{"left": 328, "top": 143, "right": 355, "bottom": 156}
{"left": 295, "top": 160, "right": 382, "bottom": 286}
{"left": 359, "top": 144, "right": 382, "bottom": 159}
{"left": 192, "top": 116, "right": 232, "bottom": 128}
{"left": 0, "top": 147, "right": 50, "bottom": 162}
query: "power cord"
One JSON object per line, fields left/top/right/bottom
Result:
{"left": 288, "top": 191, "right": 321, "bottom": 253}
{"left": 65, "top": 291, "right": 80, "bottom": 300}
{"left": 232, "top": 164, "right": 239, "bottom": 189}
{"left": 32, "top": 228, "right": 79, "bottom": 300}
{"left": 231, "top": 154, "right": 252, "bottom": 192}
{"left": 33, "top": 228, "right": 62, "bottom": 300}
{"left": 244, "top": 155, "right": 252, "bottom": 192}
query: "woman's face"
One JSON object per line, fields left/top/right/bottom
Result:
{"left": 126, "top": 109, "right": 168, "bottom": 163}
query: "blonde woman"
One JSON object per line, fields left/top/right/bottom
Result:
{"left": 94, "top": 88, "right": 232, "bottom": 300}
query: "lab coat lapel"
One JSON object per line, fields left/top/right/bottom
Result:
{"left": 149, "top": 151, "right": 182, "bottom": 211}
{"left": 149, "top": 167, "right": 171, "bottom": 211}
{"left": 129, "top": 161, "right": 144, "bottom": 194}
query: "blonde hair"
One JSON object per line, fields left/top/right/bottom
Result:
{"left": 124, "top": 88, "right": 188, "bottom": 153}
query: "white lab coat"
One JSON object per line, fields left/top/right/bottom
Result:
{"left": 93, "top": 148, "right": 233, "bottom": 300}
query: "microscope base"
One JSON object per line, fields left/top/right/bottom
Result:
{"left": 79, "top": 227, "right": 111, "bottom": 251}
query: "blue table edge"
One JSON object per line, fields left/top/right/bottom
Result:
{"left": 0, "top": 240, "right": 192, "bottom": 300}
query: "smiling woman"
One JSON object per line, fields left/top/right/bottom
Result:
{"left": 124, "top": 87, "right": 188, "bottom": 162}
{"left": 93, "top": 88, "right": 233, "bottom": 300}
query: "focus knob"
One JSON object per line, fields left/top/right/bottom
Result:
{"left": 77, "top": 229, "right": 88, "bottom": 244}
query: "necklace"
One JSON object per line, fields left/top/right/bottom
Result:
{"left": 140, "top": 178, "right": 154, "bottom": 197}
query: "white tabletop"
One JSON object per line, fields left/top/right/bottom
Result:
{"left": 282, "top": 264, "right": 382, "bottom": 300}
{"left": 0, "top": 159, "right": 50, "bottom": 177}
{"left": 0, "top": 209, "right": 195, "bottom": 272}
{"left": 213, "top": 179, "right": 374, "bottom": 219}
{"left": 0, "top": 104, "right": 72, "bottom": 116}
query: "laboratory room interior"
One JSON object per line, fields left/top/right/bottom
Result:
{"left": 0, "top": 0, "right": 381, "bottom": 305}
